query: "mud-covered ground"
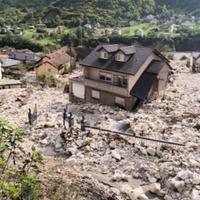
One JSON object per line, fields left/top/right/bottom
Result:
{"left": 0, "top": 61, "right": 199, "bottom": 200}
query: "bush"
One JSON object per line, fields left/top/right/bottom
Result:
{"left": 37, "top": 72, "right": 58, "bottom": 87}
{"left": 0, "top": 118, "right": 43, "bottom": 200}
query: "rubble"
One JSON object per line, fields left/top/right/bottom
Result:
{"left": 0, "top": 61, "right": 200, "bottom": 199}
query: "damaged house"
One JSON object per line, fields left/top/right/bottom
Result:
{"left": 69, "top": 44, "right": 171, "bottom": 110}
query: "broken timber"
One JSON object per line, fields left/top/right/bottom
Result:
{"left": 84, "top": 125, "right": 185, "bottom": 147}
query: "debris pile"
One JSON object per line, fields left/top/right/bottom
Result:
{"left": 0, "top": 63, "right": 199, "bottom": 199}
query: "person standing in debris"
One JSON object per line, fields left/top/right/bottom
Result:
{"left": 63, "top": 109, "right": 67, "bottom": 128}
{"left": 68, "top": 112, "right": 73, "bottom": 128}
{"left": 81, "top": 115, "right": 85, "bottom": 131}
{"left": 28, "top": 108, "right": 32, "bottom": 125}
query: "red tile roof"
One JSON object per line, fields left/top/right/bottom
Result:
{"left": 43, "top": 47, "right": 71, "bottom": 68}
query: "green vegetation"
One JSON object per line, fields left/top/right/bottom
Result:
{"left": 0, "top": 0, "right": 200, "bottom": 51}
{"left": 0, "top": 118, "right": 43, "bottom": 200}
{"left": 0, "top": 0, "right": 168, "bottom": 27}
{"left": 123, "top": 23, "right": 159, "bottom": 37}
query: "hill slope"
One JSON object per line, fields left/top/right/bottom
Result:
{"left": 0, "top": 0, "right": 199, "bottom": 27}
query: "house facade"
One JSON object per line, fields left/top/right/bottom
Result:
{"left": 69, "top": 44, "right": 170, "bottom": 110}
{"left": 34, "top": 47, "right": 72, "bottom": 76}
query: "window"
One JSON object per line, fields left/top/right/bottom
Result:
{"left": 115, "top": 97, "right": 125, "bottom": 107}
{"left": 100, "top": 51, "right": 109, "bottom": 59}
{"left": 114, "top": 76, "right": 128, "bottom": 87}
{"left": 115, "top": 52, "right": 125, "bottom": 62}
{"left": 91, "top": 90, "right": 100, "bottom": 99}
{"left": 100, "top": 72, "right": 112, "bottom": 83}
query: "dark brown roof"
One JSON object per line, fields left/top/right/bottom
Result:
{"left": 75, "top": 47, "right": 93, "bottom": 60}
{"left": 146, "top": 60, "right": 165, "bottom": 74}
{"left": 130, "top": 60, "right": 165, "bottom": 100}
{"left": 80, "top": 44, "right": 154, "bottom": 75}
{"left": 130, "top": 72, "right": 157, "bottom": 100}
{"left": 98, "top": 44, "right": 119, "bottom": 53}
{"left": 119, "top": 46, "right": 136, "bottom": 55}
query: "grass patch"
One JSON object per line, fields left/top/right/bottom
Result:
{"left": 122, "top": 23, "right": 159, "bottom": 37}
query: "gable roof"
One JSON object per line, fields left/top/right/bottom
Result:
{"left": 2, "top": 58, "right": 22, "bottom": 68}
{"left": 118, "top": 46, "right": 136, "bottom": 55}
{"left": 130, "top": 60, "right": 165, "bottom": 100}
{"left": 36, "top": 47, "right": 71, "bottom": 69}
{"left": 74, "top": 47, "right": 93, "bottom": 60}
{"left": 9, "top": 49, "right": 41, "bottom": 63}
{"left": 98, "top": 44, "right": 119, "bottom": 53}
{"left": 80, "top": 44, "right": 155, "bottom": 75}
{"left": 130, "top": 72, "right": 157, "bottom": 100}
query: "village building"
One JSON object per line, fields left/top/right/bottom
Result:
{"left": 9, "top": 49, "right": 41, "bottom": 64}
{"left": 135, "top": 29, "right": 144, "bottom": 38}
{"left": 34, "top": 47, "right": 73, "bottom": 76}
{"left": 69, "top": 44, "right": 171, "bottom": 110}
{"left": 35, "top": 24, "right": 47, "bottom": 29}
{"left": 0, "top": 59, "right": 23, "bottom": 89}
{"left": 55, "top": 26, "right": 65, "bottom": 34}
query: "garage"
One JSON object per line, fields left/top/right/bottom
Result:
{"left": 72, "top": 82, "right": 85, "bottom": 99}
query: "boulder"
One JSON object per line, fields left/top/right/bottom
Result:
{"left": 111, "top": 150, "right": 121, "bottom": 161}
{"left": 168, "top": 178, "right": 185, "bottom": 192}
{"left": 147, "top": 147, "right": 156, "bottom": 156}
{"left": 191, "top": 189, "right": 200, "bottom": 200}
{"left": 111, "top": 170, "right": 129, "bottom": 182}
{"left": 147, "top": 183, "right": 164, "bottom": 196}
{"left": 130, "top": 187, "right": 147, "bottom": 200}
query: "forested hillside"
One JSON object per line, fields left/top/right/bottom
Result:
{"left": 0, "top": 0, "right": 199, "bottom": 27}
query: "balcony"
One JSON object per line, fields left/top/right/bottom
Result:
{"left": 85, "top": 78, "right": 129, "bottom": 97}
{"left": 70, "top": 75, "right": 130, "bottom": 97}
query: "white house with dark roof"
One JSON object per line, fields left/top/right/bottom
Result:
{"left": 69, "top": 44, "right": 171, "bottom": 110}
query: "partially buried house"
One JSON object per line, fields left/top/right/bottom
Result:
{"left": 69, "top": 44, "right": 171, "bottom": 110}
{"left": 34, "top": 47, "right": 73, "bottom": 76}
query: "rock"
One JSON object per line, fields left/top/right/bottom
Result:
{"left": 68, "top": 147, "right": 78, "bottom": 155}
{"left": 147, "top": 147, "right": 156, "bottom": 156}
{"left": 111, "top": 150, "right": 121, "bottom": 161}
{"left": 111, "top": 170, "right": 129, "bottom": 182}
{"left": 55, "top": 142, "right": 62, "bottom": 149}
{"left": 147, "top": 183, "right": 164, "bottom": 197}
{"left": 191, "top": 189, "right": 200, "bottom": 200}
{"left": 41, "top": 138, "right": 48, "bottom": 145}
{"left": 120, "top": 183, "right": 133, "bottom": 195}
{"left": 39, "top": 132, "right": 47, "bottom": 140}
{"left": 176, "top": 170, "right": 193, "bottom": 180}
{"left": 148, "top": 176, "right": 157, "bottom": 183}
{"left": 168, "top": 178, "right": 185, "bottom": 192}
{"left": 130, "top": 187, "right": 147, "bottom": 199}
{"left": 186, "top": 142, "right": 199, "bottom": 150}
{"left": 138, "top": 194, "right": 149, "bottom": 200}
{"left": 65, "top": 158, "right": 77, "bottom": 167}
{"left": 109, "top": 141, "right": 117, "bottom": 149}
{"left": 164, "top": 195, "right": 173, "bottom": 200}
{"left": 193, "top": 173, "right": 200, "bottom": 185}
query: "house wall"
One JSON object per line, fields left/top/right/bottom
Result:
{"left": 84, "top": 52, "right": 161, "bottom": 96}
{"left": 115, "top": 51, "right": 129, "bottom": 62}
{"left": 99, "top": 49, "right": 112, "bottom": 59}
{"left": 85, "top": 87, "right": 137, "bottom": 110}
{"left": 84, "top": 67, "right": 128, "bottom": 81}
{"left": 157, "top": 63, "right": 170, "bottom": 96}
{"left": 35, "top": 63, "right": 58, "bottom": 76}
{"left": 128, "top": 53, "right": 160, "bottom": 92}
